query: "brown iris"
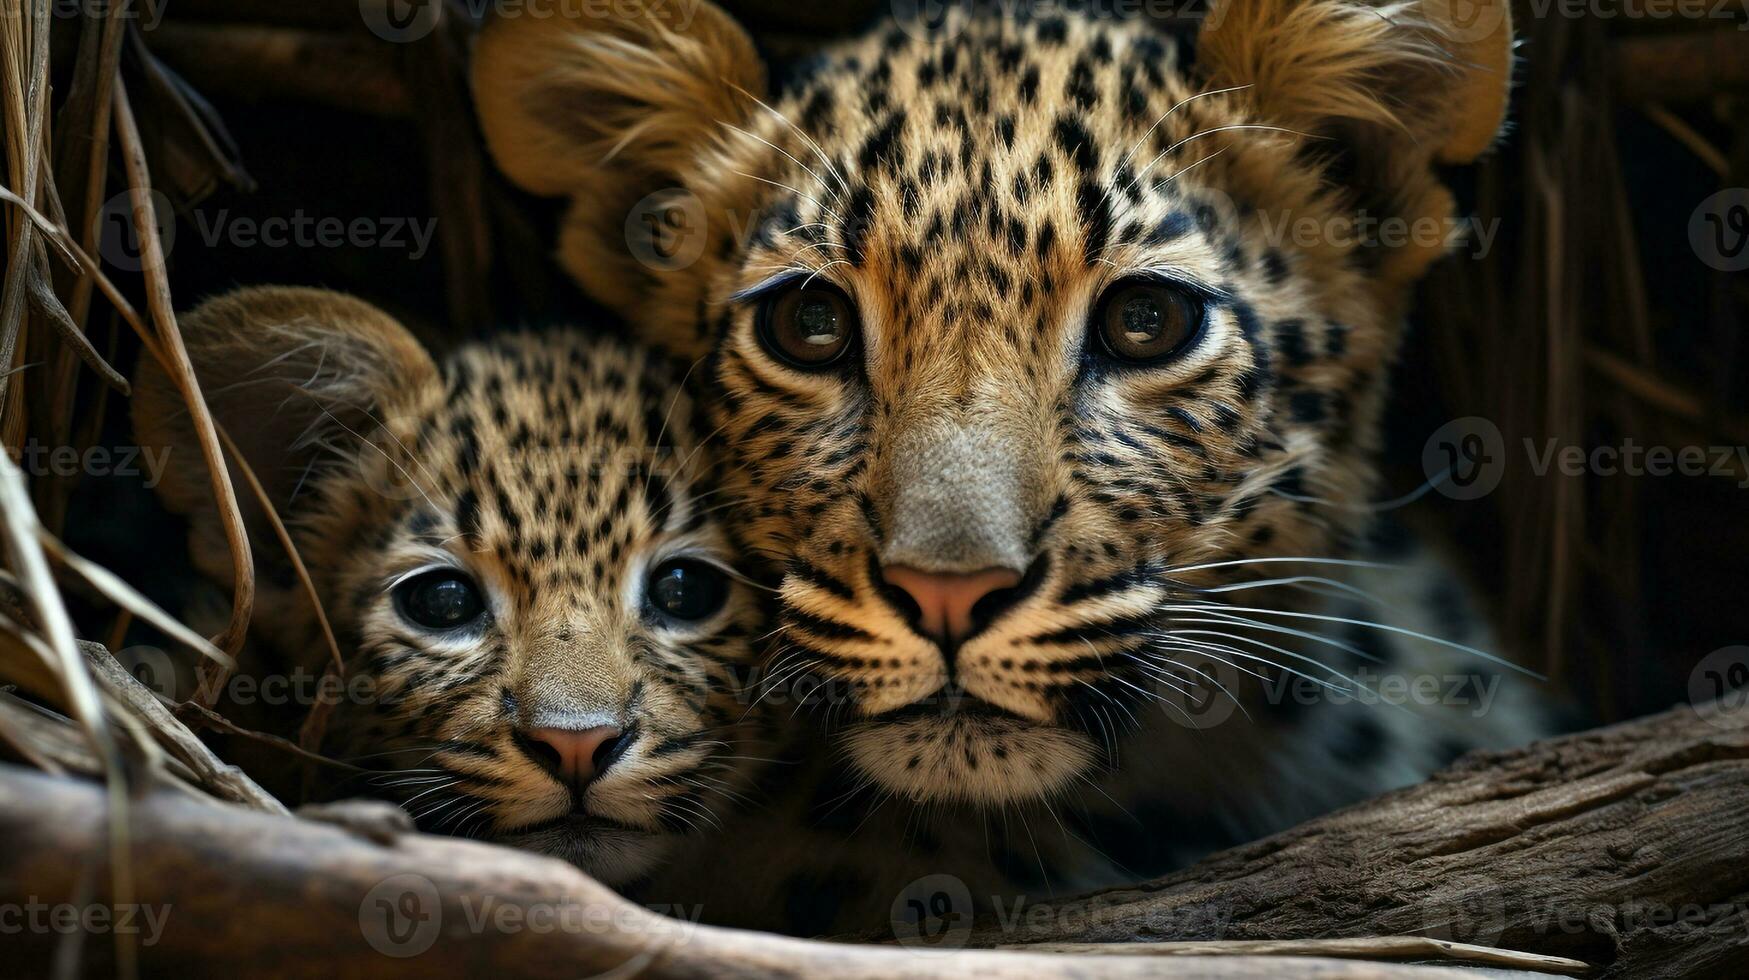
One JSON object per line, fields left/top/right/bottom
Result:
{"left": 1095, "top": 280, "right": 1204, "bottom": 363}
{"left": 757, "top": 284, "right": 858, "bottom": 369}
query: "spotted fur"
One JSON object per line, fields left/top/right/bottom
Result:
{"left": 135, "top": 287, "right": 765, "bottom": 885}
{"left": 472, "top": 0, "right": 1553, "bottom": 933}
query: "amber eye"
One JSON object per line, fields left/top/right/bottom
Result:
{"left": 756, "top": 284, "right": 858, "bottom": 369}
{"left": 1093, "top": 280, "right": 1205, "bottom": 363}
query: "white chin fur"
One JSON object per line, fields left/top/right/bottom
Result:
{"left": 841, "top": 714, "right": 1096, "bottom": 805}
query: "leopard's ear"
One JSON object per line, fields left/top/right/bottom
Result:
{"left": 133, "top": 286, "right": 438, "bottom": 589}
{"left": 1200, "top": 0, "right": 1513, "bottom": 280}
{"left": 472, "top": 0, "right": 765, "bottom": 314}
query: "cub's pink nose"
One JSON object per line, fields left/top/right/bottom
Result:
{"left": 518, "top": 725, "right": 626, "bottom": 790}
{"left": 881, "top": 566, "right": 1023, "bottom": 646}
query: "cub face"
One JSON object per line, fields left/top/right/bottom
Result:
{"left": 135, "top": 287, "right": 762, "bottom": 884}
{"left": 474, "top": 1, "right": 1513, "bottom": 806}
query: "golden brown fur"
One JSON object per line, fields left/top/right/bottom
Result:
{"left": 468, "top": 0, "right": 1547, "bottom": 932}
{"left": 136, "top": 286, "right": 766, "bottom": 885}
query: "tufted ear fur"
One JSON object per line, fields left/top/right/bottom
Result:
{"left": 472, "top": 0, "right": 765, "bottom": 316}
{"left": 133, "top": 286, "right": 438, "bottom": 592}
{"left": 1200, "top": 0, "right": 1513, "bottom": 284}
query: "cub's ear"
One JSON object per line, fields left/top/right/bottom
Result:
{"left": 1200, "top": 0, "right": 1513, "bottom": 280}
{"left": 133, "top": 286, "right": 438, "bottom": 588}
{"left": 472, "top": 0, "right": 765, "bottom": 314}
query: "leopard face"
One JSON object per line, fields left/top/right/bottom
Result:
{"left": 475, "top": 0, "right": 1514, "bottom": 807}
{"left": 135, "top": 287, "right": 763, "bottom": 884}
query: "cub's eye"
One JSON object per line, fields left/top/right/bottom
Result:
{"left": 395, "top": 571, "right": 486, "bottom": 631}
{"left": 756, "top": 284, "right": 858, "bottom": 369}
{"left": 1093, "top": 280, "right": 1205, "bottom": 364}
{"left": 647, "top": 559, "right": 730, "bottom": 622}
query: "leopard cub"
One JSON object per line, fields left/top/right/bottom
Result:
{"left": 135, "top": 286, "right": 764, "bottom": 884}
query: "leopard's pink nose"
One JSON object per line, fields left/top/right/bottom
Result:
{"left": 881, "top": 566, "right": 1023, "bottom": 647}
{"left": 517, "top": 725, "right": 627, "bottom": 791}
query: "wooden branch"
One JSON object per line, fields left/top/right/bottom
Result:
{"left": 2, "top": 701, "right": 1747, "bottom": 977}
{"left": 1, "top": 764, "right": 1491, "bottom": 980}
{"left": 959, "top": 700, "right": 1749, "bottom": 980}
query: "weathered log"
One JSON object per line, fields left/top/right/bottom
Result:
{"left": 1, "top": 700, "right": 1746, "bottom": 977}
{"left": 962, "top": 699, "right": 1749, "bottom": 980}
{"left": 3, "top": 764, "right": 1505, "bottom": 980}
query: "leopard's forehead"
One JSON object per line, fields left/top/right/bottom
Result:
{"left": 368, "top": 332, "right": 702, "bottom": 597}
{"left": 713, "top": 11, "right": 1357, "bottom": 376}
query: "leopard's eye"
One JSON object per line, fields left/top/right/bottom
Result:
{"left": 756, "top": 284, "right": 858, "bottom": 369}
{"left": 647, "top": 559, "right": 730, "bottom": 622}
{"left": 395, "top": 570, "right": 486, "bottom": 631}
{"left": 1093, "top": 280, "right": 1205, "bottom": 364}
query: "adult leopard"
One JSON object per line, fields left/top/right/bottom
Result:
{"left": 473, "top": 0, "right": 1556, "bottom": 934}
